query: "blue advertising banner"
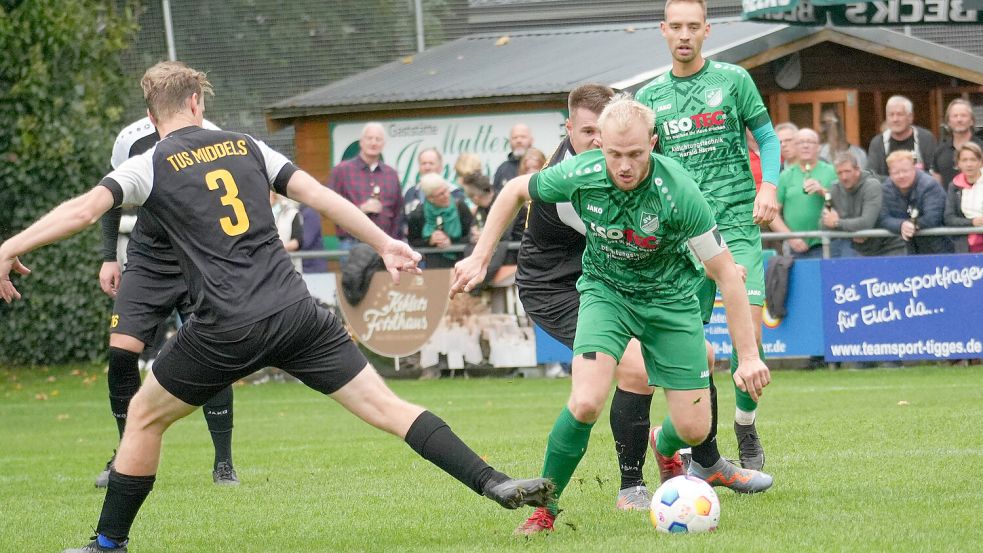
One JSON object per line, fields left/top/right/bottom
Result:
{"left": 821, "top": 254, "right": 983, "bottom": 361}
{"left": 706, "top": 259, "right": 824, "bottom": 359}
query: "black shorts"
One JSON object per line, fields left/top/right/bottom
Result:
{"left": 153, "top": 297, "right": 367, "bottom": 406}
{"left": 517, "top": 284, "right": 579, "bottom": 349}
{"left": 111, "top": 259, "right": 194, "bottom": 345}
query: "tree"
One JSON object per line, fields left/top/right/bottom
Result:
{"left": 0, "top": 1, "right": 137, "bottom": 364}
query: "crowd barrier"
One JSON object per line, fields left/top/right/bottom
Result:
{"left": 294, "top": 229, "right": 983, "bottom": 363}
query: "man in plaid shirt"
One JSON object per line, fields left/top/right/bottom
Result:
{"left": 328, "top": 122, "right": 405, "bottom": 246}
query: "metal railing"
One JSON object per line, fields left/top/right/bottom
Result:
{"left": 289, "top": 228, "right": 983, "bottom": 262}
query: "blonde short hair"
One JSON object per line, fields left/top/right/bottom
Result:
{"left": 454, "top": 153, "right": 483, "bottom": 179}
{"left": 886, "top": 149, "right": 916, "bottom": 168}
{"left": 141, "top": 61, "right": 213, "bottom": 121}
{"left": 597, "top": 93, "right": 655, "bottom": 138}
{"left": 420, "top": 173, "right": 449, "bottom": 198}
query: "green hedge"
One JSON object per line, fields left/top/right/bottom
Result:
{"left": 0, "top": 2, "right": 137, "bottom": 365}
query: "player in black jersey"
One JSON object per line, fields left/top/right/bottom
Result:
{"left": 95, "top": 117, "right": 238, "bottom": 488}
{"left": 0, "top": 61, "right": 552, "bottom": 553}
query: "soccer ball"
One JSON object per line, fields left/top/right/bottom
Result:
{"left": 649, "top": 475, "right": 720, "bottom": 534}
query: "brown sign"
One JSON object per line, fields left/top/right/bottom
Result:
{"left": 335, "top": 269, "right": 452, "bottom": 358}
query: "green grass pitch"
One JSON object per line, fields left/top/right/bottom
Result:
{"left": 1, "top": 363, "right": 981, "bottom": 552}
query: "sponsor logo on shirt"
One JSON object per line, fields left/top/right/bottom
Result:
{"left": 661, "top": 111, "right": 727, "bottom": 137}
{"left": 587, "top": 204, "right": 603, "bottom": 215}
{"left": 656, "top": 103, "right": 673, "bottom": 112}
{"left": 588, "top": 222, "right": 659, "bottom": 249}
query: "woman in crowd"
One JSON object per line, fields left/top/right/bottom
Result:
{"left": 407, "top": 173, "right": 474, "bottom": 268}
{"left": 944, "top": 142, "right": 983, "bottom": 253}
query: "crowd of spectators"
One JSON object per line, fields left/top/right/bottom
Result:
{"left": 771, "top": 95, "right": 983, "bottom": 258}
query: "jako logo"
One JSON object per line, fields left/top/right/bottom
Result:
{"left": 588, "top": 222, "right": 659, "bottom": 249}
{"left": 586, "top": 204, "right": 603, "bottom": 214}
{"left": 661, "top": 111, "right": 726, "bottom": 135}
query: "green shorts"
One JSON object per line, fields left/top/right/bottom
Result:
{"left": 698, "top": 225, "right": 765, "bottom": 322}
{"left": 573, "top": 283, "right": 708, "bottom": 390}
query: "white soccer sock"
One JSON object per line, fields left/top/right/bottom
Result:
{"left": 734, "top": 408, "right": 756, "bottom": 426}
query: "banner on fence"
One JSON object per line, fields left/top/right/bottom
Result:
{"left": 821, "top": 254, "right": 983, "bottom": 361}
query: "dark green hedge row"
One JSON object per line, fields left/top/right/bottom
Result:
{"left": 0, "top": 2, "right": 137, "bottom": 364}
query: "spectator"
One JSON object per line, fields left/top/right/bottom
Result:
{"left": 819, "top": 109, "right": 867, "bottom": 169}
{"left": 944, "top": 142, "right": 983, "bottom": 253}
{"left": 270, "top": 192, "right": 303, "bottom": 272}
{"left": 327, "top": 122, "right": 404, "bottom": 249}
{"left": 771, "top": 128, "right": 837, "bottom": 258}
{"left": 821, "top": 152, "right": 883, "bottom": 257}
{"left": 407, "top": 173, "right": 473, "bottom": 269}
{"left": 492, "top": 123, "right": 533, "bottom": 192}
{"left": 880, "top": 150, "right": 953, "bottom": 255}
{"left": 931, "top": 99, "right": 983, "bottom": 190}
{"left": 403, "top": 147, "right": 466, "bottom": 216}
{"left": 866, "top": 95, "right": 937, "bottom": 177}
{"left": 775, "top": 121, "right": 799, "bottom": 170}
{"left": 454, "top": 152, "right": 484, "bottom": 185}
{"left": 519, "top": 147, "right": 547, "bottom": 175}
{"left": 299, "top": 205, "right": 327, "bottom": 273}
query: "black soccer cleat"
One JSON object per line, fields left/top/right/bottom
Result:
{"left": 212, "top": 461, "right": 240, "bottom": 486}
{"left": 62, "top": 538, "right": 127, "bottom": 552}
{"left": 483, "top": 477, "right": 555, "bottom": 510}
{"left": 735, "top": 421, "right": 766, "bottom": 471}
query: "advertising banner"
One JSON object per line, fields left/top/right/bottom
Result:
{"left": 821, "top": 254, "right": 983, "bottom": 361}
{"left": 743, "top": 0, "right": 983, "bottom": 26}
{"left": 330, "top": 112, "right": 566, "bottom": 192}
{"left": 705, "top": 259, "right": 825, "bottom": 359}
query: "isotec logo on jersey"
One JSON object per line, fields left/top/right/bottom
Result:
{"left": 661, "top": 111, "right": 726, "bottom": 136}
{"left": 588, "top": 222, "right": 659, "bottom": 249}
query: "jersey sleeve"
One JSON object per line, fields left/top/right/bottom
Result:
{"left": 529, "top": 151, "right": 603, "bottom": 204}
{"left": 99, "top": 150, "right": 156, "bottom": 207}
{"left": 248, "top": 135, "right": 299, "bottom": 195}
{"left": 735, "top": 66, "right": 770, "bottom": 129}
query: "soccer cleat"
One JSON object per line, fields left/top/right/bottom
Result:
{"left": 212, "top": 461, "right": 240, "bottom": 486}
{"left": 94, "top": 451, "right": 116, "bottom": 488}
{"left": 514, "top": 507, "right": 555, "bottom": 536}
{"left": 615, "top": 485, "right": 652, "bottom": 511}
{"left": 484, "top": 477, "right": 555, "bottom": 510}
{"left": 688, "top": 457, "right": 773, "bottom": 494}
{"left": 648, "top": 427, "right": 685, "bottom": 483}
{"left": 62, "top": 538, "right": 127, "bottom": 552}
{"left": 735, "top": 421, "right": 765, "bottom": 470}
{"left": 678, "top": 447, "right": 693, "bottom": 472}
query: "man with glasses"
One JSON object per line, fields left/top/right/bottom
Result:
{"left": 770, "top": 128, "right": 838, "bottom": 258}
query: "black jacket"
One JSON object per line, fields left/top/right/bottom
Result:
{"left": 406, "top": 199, "right": 474, "bottom": 268}
{"left": 879, "top": 170, "right": 953, "bottom": 254}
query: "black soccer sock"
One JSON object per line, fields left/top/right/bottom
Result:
{"left": 107, "top": 347, "right": 142, "bottom": 439}
{"left": 203, "top": 385, "right": 234, "bottom": 468}
{"left": 610, "top": 387, "right": 653, "bottom": 489}
{"left": 96, "top": 470, "right": 156, "bottom": 543}
{"left": 404, "top": 410, "right": 503, "bottom": 495}
{"left": 690, "top": 372, "right": 721, "bottom": 468}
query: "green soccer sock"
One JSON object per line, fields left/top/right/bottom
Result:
{"left": 655, "top": 417, "right": 688, "bottom": 457}
{"left": 541, "top": 407, "right": 594, "bottom": 515}
{"left": 731, "top": 342, "right": 765, "bottom": 413}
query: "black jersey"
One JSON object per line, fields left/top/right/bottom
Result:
{"left": 100, "top": 126, "right": 306, "bottom": 330}
{"left": 515, "top": 137, "right": 586, "bottom": 290}
{"left": 104, "top": 117, "right": 221, "bottom": 272}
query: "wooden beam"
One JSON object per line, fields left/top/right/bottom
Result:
{"left": 737, "top": 30, "right": 832, "bottom": 70}
{"left": 823, "top": 33, "right": 983, "bottom": 86}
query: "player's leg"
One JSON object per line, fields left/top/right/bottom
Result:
{"left": 686, "top": 342, "right": 773, "bottom": 493}
{"left": 97, "top": 333, "right": 147, "bottom": 489}
{"left": 611, "top": 339, "right": 654, "bottom": 511}
{"left": 277, "top": 299, "right": 553, "bottom": 511}
{"left": 727, "top": 227, "right": 767, "bottom": 470}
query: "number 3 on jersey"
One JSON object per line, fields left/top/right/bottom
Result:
{"left": 205, "top": 169, "right": 250, "bottom": 236}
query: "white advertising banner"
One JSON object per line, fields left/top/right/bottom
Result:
{"left": 330, "top": 111, "right": 566, "bottom": 191}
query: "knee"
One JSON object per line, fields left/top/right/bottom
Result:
{"left": 567, "top": 394, "right": 605, "bottom": 423}
{"left": 675, "top": 418, "right": 711, "bottom": 446}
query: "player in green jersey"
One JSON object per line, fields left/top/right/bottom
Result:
{"left": 635, "top": 0, "right": 782, "bottom": 471}
{"left": 451, "top": 95, "right": 771, "bottom": 535}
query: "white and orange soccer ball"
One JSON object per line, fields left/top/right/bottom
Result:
{"left": 649, "top": 475, "right": 721, "bottom": 534}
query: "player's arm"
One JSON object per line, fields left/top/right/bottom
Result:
{"left": 99, "top": 208, "right": 123, "bottom": 297}
{"left": 0, "top": 186, "right": 115, "bottom": 303}
{"left": 284, "top": 169, "right": 421, "bottom": 283}
{"left": 449, "top": 174, "right": 533, "bottom": 297}
{"left": 694, "top": 232, "right": 770, "bottom": 401}
{"left": 750, "top": 118, "right": 780, "bottom": 225}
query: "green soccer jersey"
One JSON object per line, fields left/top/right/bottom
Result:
{"left": 635, "top": 60, "right": 771, "bottom": 231}
{"left": 528, "top": 149, "right": 716, "bottom": 302}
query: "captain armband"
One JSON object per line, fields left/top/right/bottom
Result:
{"left": 688, "top": 227, "right": 727, "bottom": 262}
